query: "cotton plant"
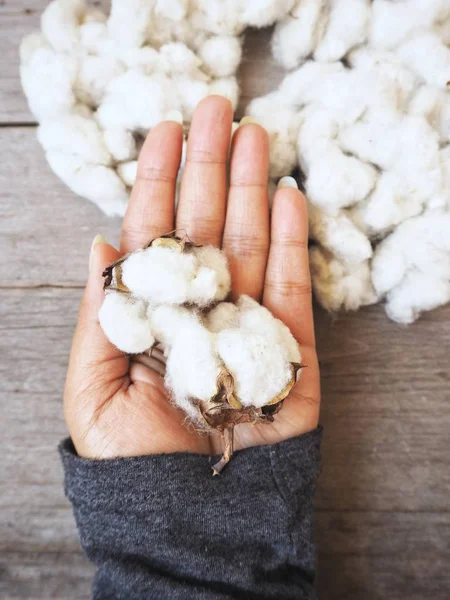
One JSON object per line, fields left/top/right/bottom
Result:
{"left": 98, "top": 235, "right": 303, "bottom": 474}
{"left": 20, "top": 0, "right": 450, "bottom": 323}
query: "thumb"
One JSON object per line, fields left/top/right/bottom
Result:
{"left": 64, "top": 236, "right": 129, "bottom": 419}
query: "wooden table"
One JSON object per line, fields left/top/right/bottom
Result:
{"left": 1, "top": 3, "right": 449, "bottom": 598}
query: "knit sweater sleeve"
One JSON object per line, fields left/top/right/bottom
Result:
{"left": 59, "top": 426, "right": 322, "bottom": 600}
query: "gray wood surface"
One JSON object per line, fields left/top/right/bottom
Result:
{"left": 1, "top": 4, "right": 450, "bottom": 599}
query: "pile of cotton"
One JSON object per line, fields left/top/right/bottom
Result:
{"left": 21, "top": 0, "right": 450, "bottom": 324}
{"left": 99, "top": 235, "right": 302, "bottom": 473}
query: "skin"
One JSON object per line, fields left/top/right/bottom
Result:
{"left": 64, "top": 96, "right": 321, "bottom": 460}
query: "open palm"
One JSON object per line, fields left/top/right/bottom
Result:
{"left": 64, "top": 96, "right": 320, "bottom": 461}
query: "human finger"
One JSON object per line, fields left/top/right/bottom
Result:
{"left": 176, "top": 95, "right": 233, "bottom": 245}
{"left": 222, "top": 122, "right": 270, "bottom": 300}
{"left": 121, "top": 117, "right": 183, "bottom": 253}
{"left": 263, "top": 179, "right": 315, "bottom": 348}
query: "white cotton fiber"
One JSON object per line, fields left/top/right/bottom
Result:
{"left": 117, "top": 161, "right": 138, "bottom": 187}
{"left": 41, "top": 0, "right": 86, "bottom": 52}
{"left": 103, "top": 128, "right": 137, "bottom": 163}
{"left": 45, "top": 152, "right": 129, "bottom": 216}
{"left": 198, "top": 36, "right": 242, "bottom": 77}
{"left": 20, "top": 38, "right": 77, "bottom": 120}
{"left": 149, "top": 305, "right": 222, "bottom": 418}
{"left": 314, "top": 0, "right": 370, "bottom": 62}
{"left": 396, "top": 33, "right": 450, "bottom": 88}
{"left": 372, "top": 212, "right": 450, "bottom": 323}
{"left": 215, "top": 295, "right": 300, "bottom": 408}
{"left": 38, "top": 114, "right": 111, "bottom": 166}
{"left": 20, "top": 0, "right": 450, "bottom": 323}
{"left": 98, "top": 292, "right": 155, "bottom": 354}
{"left": 310, "top": 247, "right": 378, "bottom": 311}
{"left": 96, "top": 70, "right": 176, "bottom": 132}
{"left": 308, "top": 202, "right": 373, "bottom": 264}
{"left": 120, "top": 244, "right": 230, "bottom": 305}
{"left": 272, "top": 0, "right": 324, "bottom": 69}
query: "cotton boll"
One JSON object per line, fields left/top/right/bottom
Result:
{"left": 41, "top": 0, "right": 86, "bottom": 52}
{"left": 117, "top": 160, "right": 138, "bottom": 187}
{"left": 272, "top": 0, "right": 324, "bottom": 70}
{"left": 371, "top": 211, "right": 450, "bottom": 322}
{"left": 103, "top": 129, "right": 137, "bottom": 163}
{"left": 96, "top": 71, "right": 175, "bottom": 131}
{"left": 190, "top": 1, "right": 243, "bottom": 36}
{"left": 348, "top": 47, "right": 419, "bottom": 108}
{"left": 120, "top": 244, "right": 230, "bottom": 305}
{"left": 349, "top": 171, "right": 426, "bottom": 236}
{"left": 75, "top": 55, "right": 125, "bottom": 107}
{"left": 99, "top": 292, "right": 154, "bottom": 354}
{"left": 278, "top": 60, "right": 344, "bottom": 106}
{"left": 397, "top": 32, "right": 450, "bottom": 88}
{"left": 79, "top": 21, "right": 109, "bottom": 53}
{"left": 108, "top": 0, "right": 155, "bottom": 47}
{"left": 306, "top": 146, "right": 377, "bottom": 210}
{"left": 240, "top": 0, "right": 295, "bottom": 28}
{"left": 159, "top": 42, "right": 203, "bottom": 74}
{"left": 175, "top": 78, "right": 210, "bottom": 119}
{"left": 20, "top": 41, "right": 77, "bottom": 120}
{"left": 122, "top": 247, "right": 197, "bottom": 304}
{"left": 384, "top": 271, "right": 450, "bottom": 324}
{"left": 370, "top": 0, "right": 436, "bottom": 51}
{"left": 409, "top": 86, "right": 450, "bottom": 143}
{"left": 308, "top": 202, "right": 373, "bottom": 263}
{"left": 208, "top": 77, "right": 239, "bottom": 109}
{"left": 236, "top": 296, "right": 301, "bottom": 364}
{"left": 45, "top": 152, "right": 128, "bottom": 216}
{"left": 203, "top": 302, "right": 239, "bottom": 333}
{"left": 120, "top": 47, "right": 162, "bottom": 74}
{"left": 216, "top": 325, "right": 293, "bottom": 409}
{"left": 38, "top": 115, "right": 111, "bottom": 165}
{"left": 310, "top": 247, "right": 378, "bottom": 311}
{"left": 198, "top": 36, "right": 242, "bottom": 77}
{"left": 339, "top": 112, "right": 440, "bottom": 174}
{"left": 191, "top": 246, "right": 231, "bottom": 302}
{"left": 297, "top": 105, "right": 338, "bottom": 167}
{"left": 149, "top": 305, "right": 221, "bottom": 418}
{"left": 155, "top": 0, "right": 187, "bottom": 21}
{"left": 298, "top": 106, "right": 377, "bottom": 209}
{"left": 314, "top": 0, "right": 370, "bottom": 62}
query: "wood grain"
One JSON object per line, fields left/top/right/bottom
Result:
{"left": 1, "top": 5, "right": 450, "bottom": 598}
{"left": 0, "top": 552, "right": 93, "bottom": 600}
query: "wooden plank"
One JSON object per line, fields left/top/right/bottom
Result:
{"left": 0, "top": 287, "right": 449, "bottom": 562}
{"left": 0, "top": 1, "right": 280, "bottom": 124}
{"left": 0, "top": 1, "right": 43, "bottom": 123}
{"left": 0, "top": 128, "right": 122, "bottom": 287}
{"left": 0, "top": 552, "right": 93, "bottom": 600}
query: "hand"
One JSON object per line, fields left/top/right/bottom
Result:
{"left": 64, "top": 96, "right": 321, "bottom": 460}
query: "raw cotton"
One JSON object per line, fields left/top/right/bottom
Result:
{"left": 21, "top": 0, "right": 450, "bottom": 323}
{"left": 99, "top": 236, "right": 302, "bottom": 473}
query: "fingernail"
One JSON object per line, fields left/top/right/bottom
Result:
{"left": 277, "top": 176, "right": 298, "bottom": 189}
{"left": 239, "top": 116, "right": 259, "bottom": 126}
{"left": 89, "top": 234, "right": 106, "bottom": 271}
{"left": 230, "top": 121, "right": 239, "bottom": 144}
{"left": 164, "top": 109, "right": 183, "bottom": 124}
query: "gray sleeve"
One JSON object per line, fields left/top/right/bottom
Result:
{"left": 59, "top": 427, "right": 322, "bottom": 600}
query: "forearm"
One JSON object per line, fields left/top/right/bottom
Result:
{"left": 60, "top": 427, "right": 322, "bottom": 600}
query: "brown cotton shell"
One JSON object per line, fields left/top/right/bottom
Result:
{"left": 102, "top": 233, "right": 201, "bottom": 292}
{"left": 197, "top": 362, "right": 303, "bottom": 432}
